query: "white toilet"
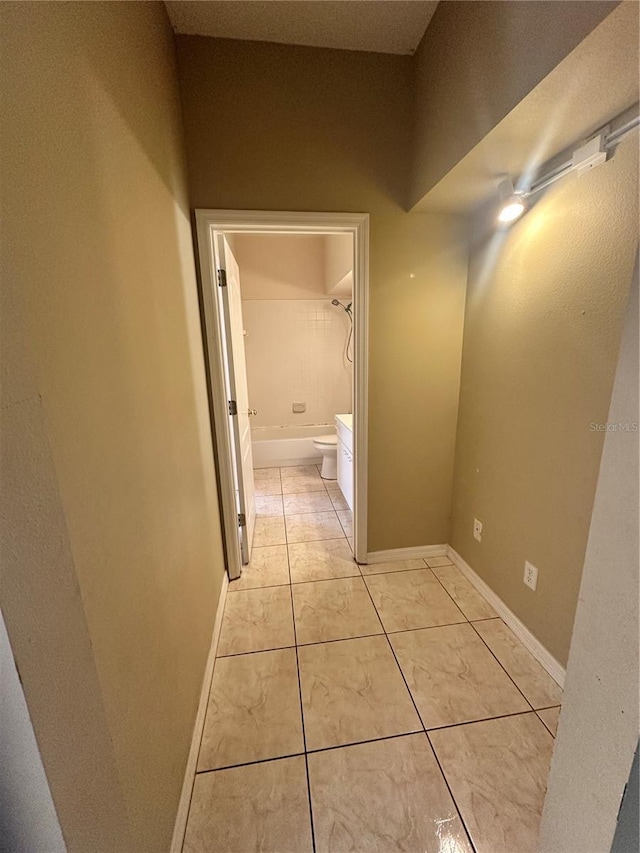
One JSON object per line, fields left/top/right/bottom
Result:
{"left": 313, "top": 434, "right": 338, "bottom": 479}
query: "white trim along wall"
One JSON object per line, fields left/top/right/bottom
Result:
{"left": 447, "top": 547, "right": 566, "bottom": 687}
{"left": 170, "top": 572, "right": 229, "bottom": 853}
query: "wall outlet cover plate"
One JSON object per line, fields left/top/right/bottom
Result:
{"left": 473, "top": 518, "right": 483, "bottom": 542}
{"left": 524, "top": 560, "right": 539, "bottom": 591}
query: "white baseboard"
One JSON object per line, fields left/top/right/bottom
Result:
{"left": 365, "top": 544, "right": 448, "bottom": 564}
{"left": 447, "top": 546, "right": 566, "bottom": 688}
{"left": 170, "top": 571, "right": 229, "bottom": 853}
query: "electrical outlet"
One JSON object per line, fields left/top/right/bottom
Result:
{"left": 524, "top": 561, "right": 538, "bottom": 591}
{"left": 473, "top": 518, "right": 483, "bottom": 542}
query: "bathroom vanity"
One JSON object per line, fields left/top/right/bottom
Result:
{"left": 335, "top": 413, "right": 353, "bottom": 511}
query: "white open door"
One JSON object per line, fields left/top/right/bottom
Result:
{"left": 218, "top": 236, "right": 256, "bottom": 564}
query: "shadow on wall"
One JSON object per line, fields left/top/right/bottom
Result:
{"left": 1, "top": 3, "right": 224, "bottom": 852}
{"left": 82, "top": 3, "right": 192, "bottom": 213}
{"left": 176, "top": 36, "right": 414, "bottom": 213}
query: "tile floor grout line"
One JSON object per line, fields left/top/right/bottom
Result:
{"left": 418, "top": 565, "right": 469, "bottom": 624}
{"left": 196, "top": 750, "right": 307, "bottom": 776}
{"left": 304, "top": 728, "right": 422, "bottom": 755}
{"left": 425, "top": 729, "right": 479, "bottom": 853}
{"left": 535, "top": 711, "right": 558, "bottom": 738}
{"left": 427, "top": 568, "right": 538, "bottom": 711}
{"left": 358, "top": 572, "right": 429, "bottom": 728}
{"left": 193, "top": 707, "right": 548, "bottom": 776}
{"left": 425, "top": 707, "right": 545, "bottom": 733}
{"left": 251, "top": 532, "right": 349, "bottom": 550}
{"left": 287, "top": 534, "right": 348, "bottom": 546}
{"left": 357, "top": 564, "right": 430, "bottom": 577}
{"left": 216, "top": 643, "right": 297, "bottom": 659}
{"left": 285, "top": 519, "right": 318, "bottom": 853}
{"left": 357, "top": 574, "right": 478, "bottom": 853}
{"left": 428, "top": 565, "right": 546, "bottom": 695}
{"left": 217, "top": 616, "right": 481, "bottom": 657}
{"left": 466, "top": 615, "right": 502, "bottom": 624}
{"left": 428, "top": 565, "right": 484, "bottom": 621}
{"left": 467, "top": 619, "right": 536, "bottom": 712}
{"left": 302, "top": 750, "right": 317, "bottom": 853}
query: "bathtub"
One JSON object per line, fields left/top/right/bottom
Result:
{"left": 252, "top": 424, "right": 336, "bottom": 469}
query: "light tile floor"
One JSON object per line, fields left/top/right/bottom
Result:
{"left": 183, "top": 464, "right": 562, "bottom": 853}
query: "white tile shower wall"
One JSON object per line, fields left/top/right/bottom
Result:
{"left": 243, "top": 300, "right": 352, "bottom": 429}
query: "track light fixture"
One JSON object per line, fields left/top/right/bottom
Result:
{"left": 494, "top": 107, "right": 639, "bottom": 226}
{"left": 497, "top": 178, "right": 525, "bottom": 224}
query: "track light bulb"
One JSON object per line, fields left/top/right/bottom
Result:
{"left": 497, "top": 178, "right": 525, "bottom": 224}
{"left": 498, "top": 198, "right": 525, "bottom": 222}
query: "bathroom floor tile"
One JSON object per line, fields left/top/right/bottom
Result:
{"left": 183, "top": 756, "right": 313, "bottom": 853}
{"left": 217, "top": 586, "right": 295, "bottom": 656}
{"left": 253, "top": 516, "right": 287, "bottom": 547}
{"left": 328, "top": 490, "right": 349, "bottom": 511}
{"left": 254, "top": 479, "right": 283, "bottom": 497}
{"left": 473, "top": 619, "right": 563, "bottom": 709}
{"left": 365, "top": 569, "right": 466, "bottom": 632}
{"left": 254, "top": 466, "right": 280, "bottom": 479}
{"left": 430, "top": 713, "right": 554, "bottom": 853}
{"left": 359, "top": 558, "right": 427, "bottom": 576}
{"left": 390, "top": 623, "right": 529, "bottom": 728}
{"left": 337, "top": 509, "right": 353, "bottom": 537}
{"left": 281, "top": 465, "right": 322, "bottom": 478}
{"left": 285, "top": 511, "right": 344, "bottom": 544}
{"left": 281, "top": 474, "right": 327, "bottom": 494}
{"left": 292, "top": 577, "right": 382, "bottom": 645}
{"left": 283, "top": 491, "right": 333, "bottom": 515}
{"left": 254, "top": 495, "right": 284, "bottom": 517}
{"left": 228, "top": 545, "right": 289, "bottom": 591}
{"left": 197, "top": 648, "right": 303, "bottom": 771}
{"left": 536, "top": 705, "right": 561, "bottom": 736}
{"left": 431, "top": 564, "right": 497, "bottom": 621}
{"left": 298, "top": 635, "right": 421, "bottom": 751}
{"left": 288, "top": 539, "right": 358, "bottom": 583}
{"left": 308, "top": 734, "right": 473, "bottom": 853}
{"left": 425, "top": 556, "right": 454, "bottom": 568}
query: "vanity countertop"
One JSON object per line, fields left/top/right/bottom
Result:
{"left": 335, "top": 413, "right": 352, "bottom": 432}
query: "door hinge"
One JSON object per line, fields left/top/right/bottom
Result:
{"left": 228, "top": 400, "right": 237, "bottom": 416}
{"left": 217, "top": 269, "right": 227, "bottom": 287}
{"left": 238, "top": 513, "right": 246, "bottom": 527}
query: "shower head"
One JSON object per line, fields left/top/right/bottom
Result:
{"left": 331, "top": 299, "right": 353, "bottom": 315}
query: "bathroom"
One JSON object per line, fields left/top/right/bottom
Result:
{"left": 226, "top": 231, "right": 355, "bottom": 553}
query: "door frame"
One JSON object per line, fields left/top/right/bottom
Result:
{"left": 195, "top": 210, "right": 370, "bottom": 578}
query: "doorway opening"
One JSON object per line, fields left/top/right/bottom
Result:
{"left": 195, "top": 211, "right": 369, "bottom": 580}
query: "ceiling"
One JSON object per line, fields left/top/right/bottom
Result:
{"left": 165, "top": 1, "right": 439, "bottom": 55}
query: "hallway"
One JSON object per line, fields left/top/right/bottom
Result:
{"left": 183, "top": 465, "right": 562, "bottom": 853}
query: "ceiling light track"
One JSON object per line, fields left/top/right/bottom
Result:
{"left": 522, "top": 107, "right": 639, "bottom": 199}
{"left": 496, "top": 104, "right": 639, "bottom": 224}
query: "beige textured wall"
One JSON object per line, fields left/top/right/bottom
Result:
{"left": 450, "top": 138, "right": 639, "bottom": 665}
{"left": 1, "top": 4, "right": 225, "bottom": 851}
{"left": 176, "top": 36, "right": 469, "bottom": 551}
{"left": 539, "top": 253, "right": 638, "bottom": 853}
{"left": 233, "top": 234, "right": 327, "bottom": 299}
{"left": 410, "top": 0, "right": 619, "bottom": 208}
